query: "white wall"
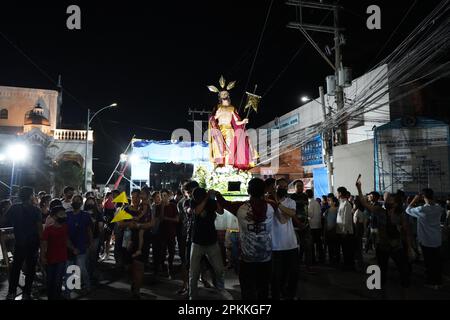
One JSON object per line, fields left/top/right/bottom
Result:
{"left": 0, "top": 86, "right": 59, "bottom": 131}
{"left": 257, "top": 64, "right": 391, "bottom": 147}
{"left": 327, "top": 64, "right": 391, "bottom": 144}
{"left": 333, "top": 139, "right": 374, "bottom": 195}
{"left": 259, "top": 99, "right": 324, "bottom": 136}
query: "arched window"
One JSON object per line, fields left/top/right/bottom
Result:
{"left": 0, "top": 109, "right": 8, "bottom": 119}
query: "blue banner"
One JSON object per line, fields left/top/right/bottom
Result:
{"left": 313, "top": 167, "right": 329, "bottom": 198}
{"left": 301, "top": 135, "right": 324, "bottom": 166}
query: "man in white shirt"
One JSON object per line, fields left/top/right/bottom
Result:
{"left": 271, "top": 178, "right": 299, "bottom": 300}
{"left": 306, "top": 189, "right": 324, "bottom": 264}
{"left": 336, "top": 187, "right": 355, "bottom": 270}
{"left": 217, "top": 178, "right": 275, "bottom": 300}
{"left": 61, "top": 186, "right": 74, "bottom": 211}
{"left": 406, "top": 188, "right": 444, "bottom": 289}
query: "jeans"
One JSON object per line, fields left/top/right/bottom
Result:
{"left": 8, "top": 244, "right": 39, "bottom": 296}
{"left": 271, "top": 249, "right": 299, "bottom": 300}
{"left": 217, "top": 230, "right": 227, "bottom": 266}
{"left": 176, "top": 226, "right": 187, "bottom": 266}
{"left": 189, "top": 242, "right": 224, "bottom": 299}
{"left": 87, "top": 239, "right": 100, "bottom": 282}
{"left": 229, "top": 232, "right": 240, "bottom": 274}
{"left": 354, "top": 223, "right": 364, "bottom": 266}
{"left": 239, "top": 260, "right": 271, "bottom": 300}
{"left": 46, "top": 262, "right": 66, "bottom": 300}
{"left": 354, "top": 236, "right": 364, "bottom": 266}
{"left": 311, "top": 228, "right": 324, "bottom": 263}
{"left": 160, "top": 235, "right": 176, "bottom": 272}
{"left": 297, "top": 227, "right": 312, "bottom": 266}
{"left": 337, "top": 233, "right": 355, "bottom": 269}
{"left": 421, "top": 245, "right": 442, "bottom": 286}
{"left": 152, "top": 233, "right": 163, "bottom": 273}
{"left": 365, "top": 228, "right": 377, "bottom": 253}
{"left": 114, "top": 227, "right": 124, "bottom": 267}
{"left": 325, "top": 229, "right": 339, "bottom": 264}
{"left": 185, "top": 239, "right": 192, "bottom": 271}
{"left": 68, "top": 253, "right": 90, "bottom": 290}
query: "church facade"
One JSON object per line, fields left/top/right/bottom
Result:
{"left": 0, "top": 85, "right": 93, "bottom": 198}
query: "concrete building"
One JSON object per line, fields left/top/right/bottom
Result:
{"left": 0, "top": 85, "right": 93, "bottom": 198}
{"left": 253, "top": 62, "right": 450, "bottom": 196}
{"left": 253, "top": 65, "right": 390, "bottom": 191}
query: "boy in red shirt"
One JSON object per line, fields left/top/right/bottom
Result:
{"left": 41, "top": 206, "right": 70, "bottom": 300}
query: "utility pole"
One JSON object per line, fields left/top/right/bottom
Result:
{"left": 187, "top": 108, "right": 211, "bottom": 123}
{"left": 333, "top": 4, "right": 347, "bottom": 146}
{"left": 287, "top": 0, "right": 347, "bottom": 145}
{"left": 287, "top": 0, "right": 348, "bottom": 193}
{"left": 188, "top": 108, "right": 210, "bottom": 142}
{"left": 320, "top": 86, "right": 333, "bottom": 193}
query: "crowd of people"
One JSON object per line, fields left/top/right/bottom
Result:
{"left": 0, "top": 174, "right": 449, "bottom": 300}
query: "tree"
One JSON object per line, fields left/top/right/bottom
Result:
{"left": 53, "top": 160, "right": 83, "bottom": 196}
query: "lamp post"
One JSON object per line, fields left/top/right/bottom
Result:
{"left": 301, "top": 96, "right": 311, "bottom": 103}
{"left": 6, "top": 143, "right": 28, "bottom": 198}
{"left": 85, "top": 103, "right": 118, "bottom": 192}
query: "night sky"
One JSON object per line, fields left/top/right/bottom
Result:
{"left": 0, "top": 0, "right": 441, "bottom": 183}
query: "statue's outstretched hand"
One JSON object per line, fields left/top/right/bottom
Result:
{"left": 242, "top": 119, "right": 249, "bottom": 124}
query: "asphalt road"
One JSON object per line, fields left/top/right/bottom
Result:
{"left": 1, "top": 250, "right": 449, "bottom": 300}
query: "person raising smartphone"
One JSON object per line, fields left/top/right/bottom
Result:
{"left": 355, "top": 175, "right": 411, "bottom": 299}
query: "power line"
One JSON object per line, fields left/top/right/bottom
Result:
{"left": 104, "top": 120, "right": 172, "bottom": 133}
{"left": 238, "top": 0, "right": 275, "bottom": 113}
{"left": 367, "top": 0, "right": 418, "bottom": 70}
{"left": 0, "top": 30, "right": 89, "bottom": 111}
{"left": 258, "top": 0, "right": 450, "bottom": 166}
{"left": 262, "top": 10, "right": 333, "bottom": 98}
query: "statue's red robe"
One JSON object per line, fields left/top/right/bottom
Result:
{"left": 208, "top": 105, "right": 257, "bottom": 171}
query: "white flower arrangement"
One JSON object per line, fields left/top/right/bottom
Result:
{"left": 192, "top": 165, "right": 252, "bottom": 194}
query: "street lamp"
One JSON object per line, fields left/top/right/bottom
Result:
{"left": 120, "top": 153, "right": 128, "bottom": 163}
{"left": 301, "top": 96, "right": 311, "bottom": 103}
{"left": 6, "top": 143, "right": 29, "bottom": 197}
{"left": 85, "top": 103, "right": 118, "bottom": 192}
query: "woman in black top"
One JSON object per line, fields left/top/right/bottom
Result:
{"left": 84, "top": 196, "right": 104, "bottom": 284}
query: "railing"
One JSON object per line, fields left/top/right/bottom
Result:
{"left": 54, "top": 129, "right": 93, "bottom": 141}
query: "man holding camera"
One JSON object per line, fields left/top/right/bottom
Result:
{"left": 188, "top": 188, "right": 228, "bottom": 300}
{"left": 406, "top": 188, "right": 444, "bottom": 290}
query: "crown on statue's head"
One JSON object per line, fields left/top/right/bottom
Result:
{"left": 207, "top": 75, "right": 236, "bottom": 98}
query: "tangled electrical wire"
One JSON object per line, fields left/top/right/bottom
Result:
{"left": 257, "top": 0, "right": 450, "bottom": 167}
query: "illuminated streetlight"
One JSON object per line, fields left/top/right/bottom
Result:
{"left": 85, "top": 102, "right": 118, "bottom": 191}
{"left": 7, "top": 143, "right": 28, "bottom": 162}
{"left": 301, "top": 96, "right": 311, "bottom": 103}
{"left": 120, "top": 153, "right": 128, "bottom": 163}
{"left": 5, "top": 143, "right": 29, "bottom": 197}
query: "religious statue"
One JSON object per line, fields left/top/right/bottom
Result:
{"left": 207, "top": 76, "right": 258, "bottom": 170}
